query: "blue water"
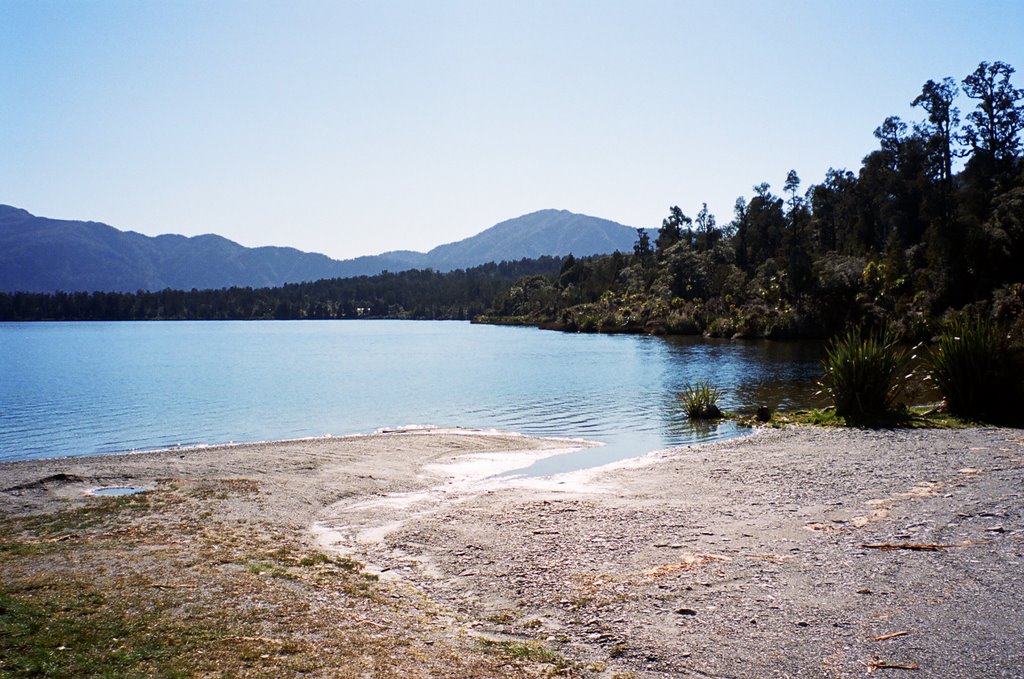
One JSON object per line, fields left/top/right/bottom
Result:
{"left": 0, "top": 321, "right": 825, "bottom": 472}
{"left": 92, "top": 486, "right": 147, "bottom": 496}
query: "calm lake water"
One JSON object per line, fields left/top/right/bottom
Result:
{"left": 0, "top": 321, "right": 826, "bottom": 473}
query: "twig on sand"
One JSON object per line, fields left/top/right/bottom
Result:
{"left": 862, "top": 539, "right": 992, "bottom": 552}
{"left": 873, "top": 631, "right": 910, "bottom": 642}
{"left": 861, "top": 543, "right": 945, "bottom": 552}
{"left": 354, "top": 615, "right": 390, "bottom": 630}
{"left": 862, "top": 655, "right": 919, "bottom": 673}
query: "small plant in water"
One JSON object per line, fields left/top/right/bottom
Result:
{"left": 680, "top": 380, "right": 723, "bottom": 419}
{"left": 818, "top": 325, "right": 911, "bottom": 421}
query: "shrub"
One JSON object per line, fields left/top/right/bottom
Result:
{"left": 926, "top": 318, "right": 1009, "bottom": 419}
{"left": 680, "top": 380, "right": 723, "bottom": 419}
{"left": 819, "top": 326, "right": 910, "bottom": 420}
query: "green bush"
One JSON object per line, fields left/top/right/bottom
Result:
{"left": 680, "top": 380, "right": 723, "bottom": 419}
{"left": 819, "top": 326, "right": 911, "bottom": 420}
{"left": 926, "top": 318, "right": 1009, "bottom": 419}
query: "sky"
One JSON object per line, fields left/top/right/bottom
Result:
{"left": 2, "top": 1, "right": 1023, "bottom": 260}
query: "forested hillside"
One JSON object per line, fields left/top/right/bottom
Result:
{"left": 0, "top": 258, "right": 562, "bottom": 321}
{"left": 484, "top": 61, "right": 1024, "bottom": 344}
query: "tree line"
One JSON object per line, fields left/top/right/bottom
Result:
{"left": 483, "top": 60, "right": 1024, "bottom": 345}
{"left": 0, "top": 258, "right": 562, "bottom": 321}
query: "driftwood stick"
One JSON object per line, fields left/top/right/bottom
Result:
{"left": 861, "top": 542, "right": 945, "bottom": 552}
{"left": 353, "top": 615, "right": 390, "bottom": 630}
{"left": 873, "top": 630, "right": 911, "bottom": 642}
{"left": 862, "top": 657, "right": 919, "bottom": 673}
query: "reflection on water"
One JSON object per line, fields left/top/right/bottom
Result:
{"left": 506, "top": 335, "right": 827, "bottom": 476}
{"left": 0, "top": 321, "right": 827, "bottom": 469}
{"left": 661, "top": 335, "right": 828, "bottom": 414}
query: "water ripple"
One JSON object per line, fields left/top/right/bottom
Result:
{"left": 0, "top": 321, "right": 824, "bottom": 467}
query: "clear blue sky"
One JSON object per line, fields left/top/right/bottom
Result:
{"left": 3, "top": 1, "right": 1023, "bottom": 260}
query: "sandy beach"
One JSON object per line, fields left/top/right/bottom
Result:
{"left": 2, "top": 426, "right": 1022, "bottom": 677}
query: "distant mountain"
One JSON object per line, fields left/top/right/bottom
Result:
{"left": 422, "top": 209, "right": 645, "bottom": 270}
{"left": 0, "top": 205, "right": 647, "bottom": 293}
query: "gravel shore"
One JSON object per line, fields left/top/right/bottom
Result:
{"left": 3, "top": 426, "right": 1022, "bottom": 677}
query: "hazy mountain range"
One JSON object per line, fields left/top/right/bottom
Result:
{"left": 0, "top": 205, "right": 649, "bottom": 293}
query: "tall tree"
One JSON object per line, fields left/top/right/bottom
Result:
{"left": 656, "top": 206, "right": 692, "bottom": 252}
{"left": 874, "top": 116, "right": 909, "bottom": 167}
{"left": 634, "top": 228, "right": 654, "bottom": 266}
{"left": 694, "top": 203, "right": 718, "bottom": 251}
{"left": 860, "top": 117, "right": 929, "bottom": 252}
{"left": 734, "top": 183, "right": 786, "bottom": 271}
{"left": 912, "top": 77, "right": 960, "bottom": 185}
{"left": 808, "top": 168, "right": 857, "bottom": 253}
{"left": 781, "top": 170, "right": 814, "bottom": 297}
{"left": 911, "top": 76, "right": 963, "bottom": 297}
{"left": 783, "top": 169, "right": 803, "bottom": 214}
{"left": 961, "top": 61, "right": 1024, "bottom": 176}
{"left": 730, "top": 197, "right": 749, "bottom": 269}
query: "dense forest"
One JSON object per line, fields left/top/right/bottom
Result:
{"left": 484, "top": 61, "right": 1024, "bottom": 345}
{"left": 3, "top": 61, "right": 1022, "bottom": 347}
{"left": 0, "top": 258, "right": 562, "bottom": 321}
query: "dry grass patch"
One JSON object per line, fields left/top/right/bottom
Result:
{"left": 0, "top": 478, "right": 576, "bottom": 677}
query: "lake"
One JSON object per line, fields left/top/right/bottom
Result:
{"left": 0, "top": 321, "right": 826, "bottom": 473}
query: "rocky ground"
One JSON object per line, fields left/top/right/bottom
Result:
{"left": 2, "top": 426, "right": 1023, "bottom": 677}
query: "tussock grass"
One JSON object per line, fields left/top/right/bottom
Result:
{"left": 926, "top": 318, "right": 1012, "bottom": 420}
{"left": 680, "top": 380, "right": 723, "bottom": 419}
{"left": 818, "top": 327, "right": 911, "bottom": 421}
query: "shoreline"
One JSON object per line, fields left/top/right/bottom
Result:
{"left": 0, "top": 424, "right": 602, "bottom": 468}
{"left": 3, "top": 426, "right": 1023, "bottom": 676}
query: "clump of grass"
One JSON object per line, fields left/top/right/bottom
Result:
{"left": 818, "top": 326, "right": 911, "bottom": 422}
{"left": 298, "top": 553, "right": 334, "bottom": 568}
{"left": 926, "top": 318, "right": 1011, "bottom": 420}
{"left": 246, "top": 560, "right": 291, "bottom": 578}
{"left": 680, "top": 380, "right": 723, "bottom": 419}
{"left": 609, "top": 643, "right": 629, "bottom": 658}
{"left": 477, "top": 638, "right": 572, "bottom": 670}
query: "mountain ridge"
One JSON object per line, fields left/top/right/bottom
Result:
{"left": 0, "top": 205, "right": 649, "bottom": 293}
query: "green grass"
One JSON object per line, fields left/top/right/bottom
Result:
{"left": 246, "top": 559, "right": 292, "bottom": 578}
{"left": 296, "top": 553, "right": 365, "bottom": 574}
{"left": 0, "top": 586, "right": 198, "bottom": 678}
{"left": 775, "top": 406, "right": 972, "bottom": 429}
{"left": 477, "top": 638, "right": 574, "bottom": 670}
{"left": 0, "top": 541, "right": 51, "bottom": 558}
